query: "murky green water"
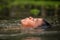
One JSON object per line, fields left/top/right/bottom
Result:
{"left": 0, "top": 31, "right": 60, "bottom": 40}
{"left": 0, "top": 20, "right": 60, "bottom": 40}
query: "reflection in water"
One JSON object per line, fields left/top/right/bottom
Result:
{"left": 0, "top": 31, "right": 59, "bottom": 40}
{"left": 0, "top": 37, "right": 58, "bottom": 40}
{"left": 22, "top": 37, "right": 41, "bottom": 40}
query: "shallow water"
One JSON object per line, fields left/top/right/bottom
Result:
{"left": 0, "top": 31, "right": 60, "bottom": 40}
{"left": 0, "top": 20, "right": 60, "bottom": 40}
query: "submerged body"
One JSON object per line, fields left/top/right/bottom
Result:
{"left": 21, "top": 17, "right": 51, "bottom": 30}
{"left": 21, "top": 17, "right": 44, "bottom": 28}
